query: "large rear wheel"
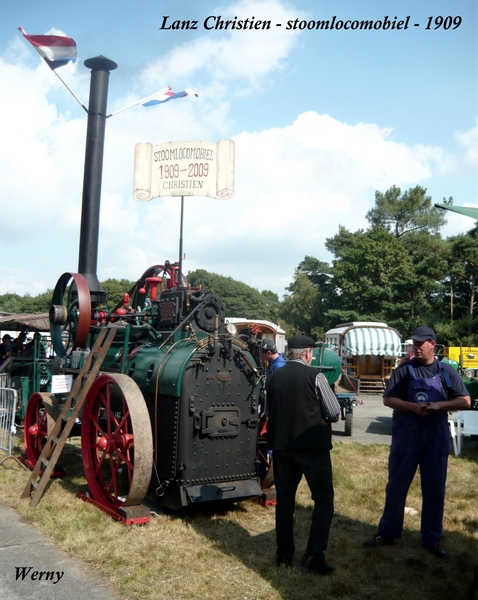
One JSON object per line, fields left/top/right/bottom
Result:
{"left": 81, "top": 374, "right": 153, "bottom": 509}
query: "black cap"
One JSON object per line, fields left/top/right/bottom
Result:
{"left": 2, "top": 334, "right": 11, "bottom": 340}
{"left": 288, "top": 335, "right": 316, "bottom": 349}
{"left": 411, "top": 326, "right": 436, "bottom": 342}
{"left": 261, "top": 339, "right": 276, "bottom": 353}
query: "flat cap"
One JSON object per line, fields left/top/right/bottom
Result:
{"left": 288, "top": 335, "right": 316, "bottom": 349}
{"left": 411, "top": 326, "right": 436, "bottom": 342}
{"left": 261, "top": 339, "right": 276, "bottom": 353}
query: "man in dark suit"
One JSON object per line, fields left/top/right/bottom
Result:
{"left": 266, "top": 335, "right": 341, "bottom": 574}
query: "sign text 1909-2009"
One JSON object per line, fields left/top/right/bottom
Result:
{"left": 158, "top": 163, "right": 210, "bottom": 180}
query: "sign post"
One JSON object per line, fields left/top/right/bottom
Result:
{"left": 179, "top": 195, "right": 184, "bottom": 287}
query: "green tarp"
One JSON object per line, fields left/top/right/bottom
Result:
{"left": 435, "top": 203, "right": 478, "bottom": 220}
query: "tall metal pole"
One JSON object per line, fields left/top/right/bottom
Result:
{"left": 78, "top": 56, "right": 117, "bottom": 306}
{"left": 178, "top": 196, "right": 184, "bottom": 287}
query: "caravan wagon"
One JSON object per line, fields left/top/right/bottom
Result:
{"left": 325, "top": 322, "right": 402, "bottom": 393}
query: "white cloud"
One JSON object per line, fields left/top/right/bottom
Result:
{"left": 140, "top": 0, "right": 305, "bottom": 91}
{"left": 456, "top": 119, "right": 478, "bottom": 170}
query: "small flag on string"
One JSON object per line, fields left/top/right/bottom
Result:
{"left": 142, "top": 89, "right": 198, "bottom": 107}
{"left": 19, "top": 26, "right": 77, "bottom": 70}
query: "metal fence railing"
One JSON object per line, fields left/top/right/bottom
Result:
{"left": 0, "top": 373, "right": 11, "bottom": 389}
{"left": 0, "top": 386, "right": 17, "bottom": 455}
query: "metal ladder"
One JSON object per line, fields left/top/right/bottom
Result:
{"left": 21, "top": 327, "right": 117, "bottom": 507}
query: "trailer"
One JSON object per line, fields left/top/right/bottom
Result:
{"left": 325, "top": 321, "right": 402, "bottom": 394}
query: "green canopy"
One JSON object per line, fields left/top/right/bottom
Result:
{"left": 435, "top": 203, "right": 478, "bottom": 220}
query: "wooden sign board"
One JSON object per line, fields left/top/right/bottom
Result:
{"left": 134, "top": 139, "right": 234, "bottom": 200}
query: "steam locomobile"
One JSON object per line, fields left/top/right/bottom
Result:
{"left": 25, "top": 263, "right": 264, "bottom": 518}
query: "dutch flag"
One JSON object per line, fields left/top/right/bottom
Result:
{"left": 19, "top": 27, "right": 77, "bottom": 70}
{"left": 142, "top": 89, "right": 198, "bottom": 107}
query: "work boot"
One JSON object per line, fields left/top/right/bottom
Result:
{"left": 426, "top": 545, "right": 449, "bottom": 559}
{"left": 301, "top": 552, "right": 334, "bottom": 575}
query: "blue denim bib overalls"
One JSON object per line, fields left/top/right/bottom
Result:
{"left": 377, "top": 362, "right": 450, "bottom": 547}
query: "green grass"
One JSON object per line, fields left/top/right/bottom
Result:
{"left": 1, "top": 433, "right": 477, "bottom": 600}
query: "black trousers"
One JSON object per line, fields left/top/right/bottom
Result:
{"left": 273, "top": 449, "right": 334, "bottom": 558}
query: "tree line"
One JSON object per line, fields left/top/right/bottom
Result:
{"left": 2, "top": 186, "right": 477, "bottom": 346}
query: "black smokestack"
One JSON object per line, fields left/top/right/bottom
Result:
{"left": 78, "top": 56, "right": 117, "bottom": 306}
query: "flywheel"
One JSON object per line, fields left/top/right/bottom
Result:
{"left": 49, "top": 272, "right": 91, "bottom": 357}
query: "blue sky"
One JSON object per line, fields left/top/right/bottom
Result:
{"left": 0, "top": 0, "right": 477, "bottom": 300}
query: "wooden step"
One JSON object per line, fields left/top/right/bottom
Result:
{"left": 358, "top": 377, "right": 386, "bottom": 394}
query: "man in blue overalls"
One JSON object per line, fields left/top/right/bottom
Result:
{"left": 362, "top": 326, "right": 470, "bottom": 559}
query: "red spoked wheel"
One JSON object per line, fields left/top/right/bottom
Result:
{"left": 81, "top": 374, "right": 153, "bottom": 510}
{"left": 23, "top": 393, "right": 54, "bottom": 469}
